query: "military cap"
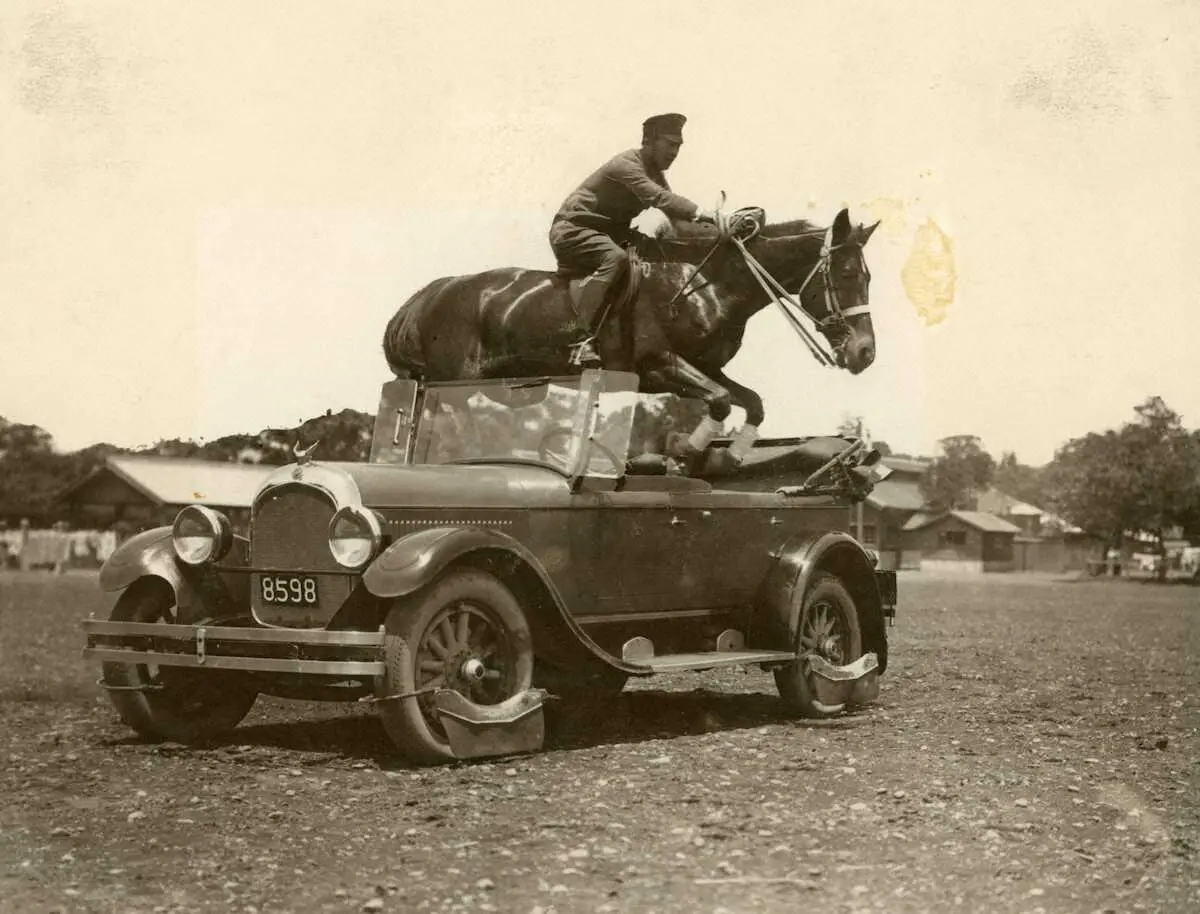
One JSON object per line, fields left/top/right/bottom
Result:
{"left": 642, "top": 112, "right": 687, "bottom": 139}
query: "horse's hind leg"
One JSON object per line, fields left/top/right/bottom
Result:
{"left": 638, "top": 353, "right": 732, "bottom": 455}
{"left": 709, "top": 369, "right": 764, "bottom": 462}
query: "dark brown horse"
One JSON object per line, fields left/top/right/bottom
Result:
{"left": 382, "top": 208, "right": 879, "bottom": 454}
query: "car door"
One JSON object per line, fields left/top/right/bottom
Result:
{"left": 668, "top": 490, "right": 777, "bottom": 608}
{"left": 568, "top": 486, "right": 694, "bottom": 617}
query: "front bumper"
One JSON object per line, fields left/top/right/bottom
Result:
{"left": 82, "top": 619, "right": 385, "bottom": 677}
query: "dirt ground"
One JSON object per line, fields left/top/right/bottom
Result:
{"left": 1, "top": 571, "right": 1197, "bottom": 914}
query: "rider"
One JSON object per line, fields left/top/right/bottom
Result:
{"left": 549, "top": 113, "right": 718, "bottom": 367}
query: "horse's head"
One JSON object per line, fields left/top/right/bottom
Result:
{"left": 742, "top": 208, "right": 880, "bottom": 374}
{"left": 792, "top": 209, "right": 879, "bottom": 374}
{"left": 642, "top": 206, "right": 880, "bottom": 374}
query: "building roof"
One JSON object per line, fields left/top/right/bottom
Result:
{"left": 976, "top": 487, "right": 1043, "bottom": 517}
{"left": 880, "top": 455, "right": 931, "bottom": 476}
{"left": 95, "top": 456, "right": 274, "bottom": 508}
{"left": 975, "top": 487, "right": 1084, "bottom": 533}
{"left": 865, "top": 475, "right": 926, "bottom": 512}
{"left": 902, "top": 510, "right": 1023, "bottom": 534}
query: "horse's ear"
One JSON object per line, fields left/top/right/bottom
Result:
{"left": 858, "top": 220, "right": 881, "bottom": 244}
{"left": 832, "top": 208, "right": 852, "bottom": 245}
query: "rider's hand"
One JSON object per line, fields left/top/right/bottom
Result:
{"left": 693, "top": 208, "right": 717, "bottom": 224}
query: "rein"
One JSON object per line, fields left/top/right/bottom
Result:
{"left": 733, "top": 231, "right": 837, "bottom": 367}
{"left": 667, "top": 210, "right": 871, "bottom": 369}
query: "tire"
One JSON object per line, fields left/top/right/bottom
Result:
{"left": 102, "top": 579, "right": 258, "bottom": 744}
{"left": 774, "top": 573, "right": 863, "bottom": 719}
{"left": 377, "top": 568, "right": 534, "bottom": 765}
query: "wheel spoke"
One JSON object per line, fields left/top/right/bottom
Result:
{"left": 417, "top": 672, "right": 446, "bottom": 691}
{"left": 419, "top": 658, "right": 444, "bottom": 675}
{"left": 455, "top": 609, "right": 472, "bottom": 647}
{"left": 439, "top": 616, "right": 458, "bottom": 652}
{"left": 425, "top": 631, "right": 449, "bottom": 660}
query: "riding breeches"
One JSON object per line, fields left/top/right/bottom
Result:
{"left": 548, "top": 221, "right": 631, "bottom": 283}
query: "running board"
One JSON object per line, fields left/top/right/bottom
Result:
{"left": 632, "top": 649, "right": 796, "bottom": 674}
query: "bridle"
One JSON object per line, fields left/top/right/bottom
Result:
{"left": 669, "top": 209, "right": 871, "bottom": 368}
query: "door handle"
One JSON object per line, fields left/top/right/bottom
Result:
{"left": 670, "top": 515, "right": 687, "bottom": 527}
{"left": 769, "top": 516, "right": 783, "bottom": 526}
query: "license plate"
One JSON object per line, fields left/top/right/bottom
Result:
{"left": 259, "top": 574, "right": 319, "bottom": 607}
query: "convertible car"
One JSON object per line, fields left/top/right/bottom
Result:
{"left": 83, "top": 370, "right": 897, "bottom": 764}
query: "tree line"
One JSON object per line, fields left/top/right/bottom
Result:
{"left": 913, "top": 396, "right": 1200, "bottom": 549}
{"left": 5, "top": 394, "right": 1199, "bottom": 551}
{"left": 0, "top": 409, "right": 374, "bottom": 525}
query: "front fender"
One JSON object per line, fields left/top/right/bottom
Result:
{"left": 99, "top": 527, "right": 182, "bottom": 595}
{"left": 364, "top": 526, "right": 546, "bottom": 599}
{"left": 757, "top": 531, "right": 888, "bottom": 673}
{"left": 98, "top": 526, "right": 248, "bottom": 622}
{"left": 363, "top": 525, "right": 644, "bottom": 677}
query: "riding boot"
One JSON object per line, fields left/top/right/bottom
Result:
{"left": 569, "top": 278, "right": 613, "bottom": 369}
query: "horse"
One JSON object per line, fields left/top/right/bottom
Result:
{"left": 382, "top": 207, "right": 880, "bottom": 459}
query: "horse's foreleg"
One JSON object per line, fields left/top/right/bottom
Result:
{"left": 709, "top": 369, "right": 764, "bottom": 463}
{"left": 639, "top": 354, "right": 732, "bottom": 453}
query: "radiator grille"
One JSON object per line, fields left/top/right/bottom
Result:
{"left": 250, "top": 484, "right": 353, "bottom": 626}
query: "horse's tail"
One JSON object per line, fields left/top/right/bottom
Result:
{"left": 382, "top": 277, "right": 456, "bottom": 379}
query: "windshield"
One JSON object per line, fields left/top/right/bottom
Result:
{"left": 406, "top": 372, "right": 640, "bottom": 478}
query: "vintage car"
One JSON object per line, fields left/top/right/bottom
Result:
{"left": 83, "top": 370, "right": 897, "bottom": 765}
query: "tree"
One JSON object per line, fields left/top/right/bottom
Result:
{"left": 918, "top": 435, "right": 996, "bottom": 513}
{"left": 993, "top": 451, "right": 1045, "bottom": 507}
{"left": 1123, "top": 397, "right": 1200, "bottom": 551}
{"left": 1043, "top": 396, "right": 1200, "bottom": 557}
{"left": 0, "top": 419, "right": 54, "bottom": 460}
{"left": 1042, "top": 430, "right": 1136, "bottom": 549}
{"left": 0, "top": 419, "right": 84, "bottom": 524}
{"left": 836, "top": 415, "right": 865, "bottom": 439}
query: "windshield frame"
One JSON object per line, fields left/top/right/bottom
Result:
{"left": 377, "top": 370, "right": 641, "bottom": 482}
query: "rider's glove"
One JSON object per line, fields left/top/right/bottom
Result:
{"left": 693, "top": 208, "right": 717, "bottom": 224}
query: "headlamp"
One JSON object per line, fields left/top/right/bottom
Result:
{"left": 172, "top": 505, "right": 233, "bottom": 565}
{"left": 328, "top": 505, "right": 384, "bottom": 569}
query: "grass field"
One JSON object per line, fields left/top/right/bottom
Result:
{"left": 0, "top": 571, "right": 109, "bottom": 704}
{"left": 1, "top": 570, "right": 1198, "bottom": 913}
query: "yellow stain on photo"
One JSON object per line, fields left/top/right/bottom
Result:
{"left": 901, "top": 218, "right": 956, "bottom": 327}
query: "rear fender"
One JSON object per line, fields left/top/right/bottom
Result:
{"left": 757, "top": 531, "right": 888, "bottom": 673}
{"left": 98, "top": 526, "right": 248, "bottom": 621}
{"left": 363, "top": 526, "right": 641, "bottom": 674}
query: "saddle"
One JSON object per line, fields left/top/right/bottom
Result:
{"left": 557, "top": 247, "right": 646, "bottom": 333}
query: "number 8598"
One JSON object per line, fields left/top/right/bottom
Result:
{"left": 260, "top": 575, "right": 318, "bottom": 606}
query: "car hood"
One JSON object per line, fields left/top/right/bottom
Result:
{"left": 259, "top": 460, "right": 575, "bottom": 510}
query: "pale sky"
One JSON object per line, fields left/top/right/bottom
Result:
{"left": 2, "top": 1, "right": 1197, "bottom": 465}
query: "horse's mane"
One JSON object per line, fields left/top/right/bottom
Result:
{"left": 756, "top": 218, "right": 825, "bottom": 238}
{"left": 646, "top": 214, "right": 826, "bottom": 263}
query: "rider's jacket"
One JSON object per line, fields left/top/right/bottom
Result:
{"left": 552, "top": 148, "right": 699, "bottom": 235}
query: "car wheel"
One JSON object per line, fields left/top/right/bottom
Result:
{"left": 101, "top": 579, "right": 258, "bottom": 744}
{"left": 377, "top": 568, "right": 534, "bottom": 765}
{"left": 774, "top": 573, "right": 863, "bottom": 719}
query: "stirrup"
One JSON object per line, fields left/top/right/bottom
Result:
{"left": 568, "top": 337, "right": 602, "bottom": 369}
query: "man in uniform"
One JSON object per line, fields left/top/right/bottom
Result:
{"left": 549, "top": 113, "right": 717, "bottom": 367}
